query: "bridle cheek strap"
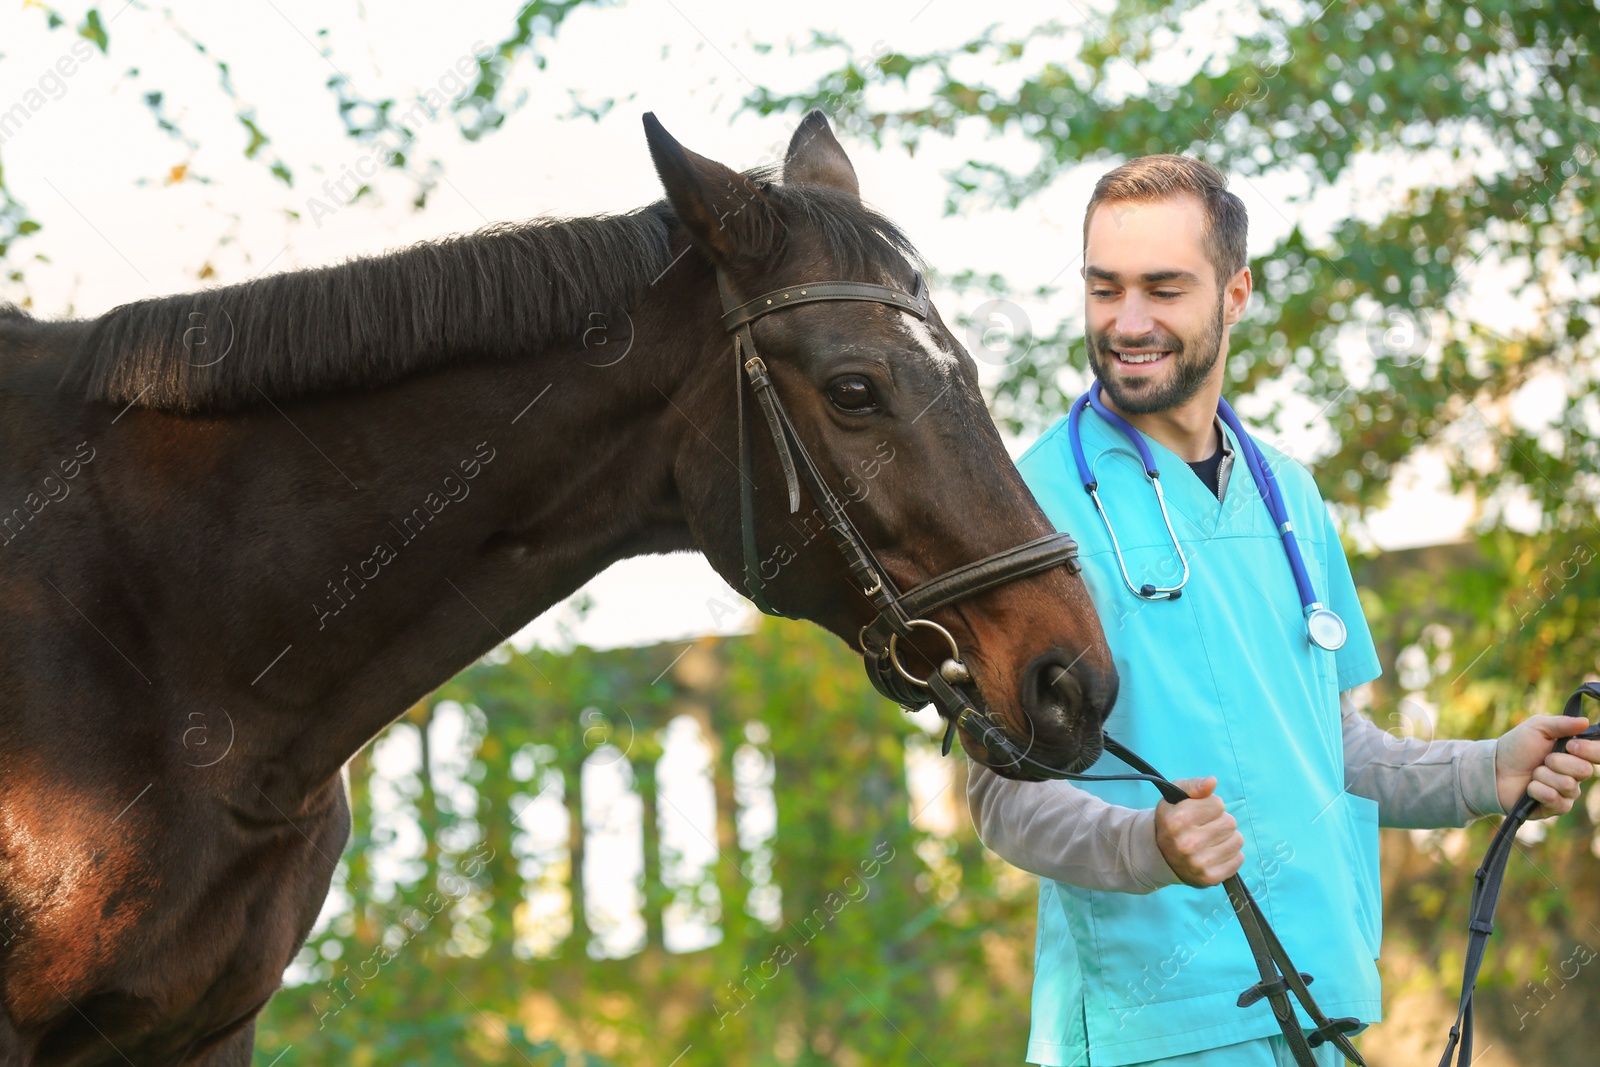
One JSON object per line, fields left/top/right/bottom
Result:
{"left": 736, "top": 336, "right": 903, "bottom": 621}
{"left": 739, "top": 335, "right": 801, "bottom": 514}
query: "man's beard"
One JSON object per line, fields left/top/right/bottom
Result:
{"left": 1087, "top": 299, "right": 1225, "bottom": 415}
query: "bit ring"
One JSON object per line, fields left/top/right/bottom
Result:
{"left": 888, "top": 619, "right": 967, "bottom": 688}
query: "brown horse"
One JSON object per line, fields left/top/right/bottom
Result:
{"left": 0, "top": 112, "right": 1115, "bottom": 1064}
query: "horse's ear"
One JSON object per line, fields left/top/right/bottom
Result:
{"left": 643, "top": 113, "right": 783, "bottom": 265}
{"left": 782, "top": 110, "right": 859, "bottom": 199}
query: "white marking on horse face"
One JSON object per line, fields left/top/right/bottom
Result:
{"left": 895, "top": 315, "right": 958, "bottom": 377}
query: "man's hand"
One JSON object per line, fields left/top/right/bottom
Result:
{"left": 1495, "top": 716, "right": 1600, "bottom": 818}
{"left": 1154, "top": 776, "right": 1243, "bottom": 887}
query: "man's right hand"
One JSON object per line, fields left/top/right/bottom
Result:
{"left": 1154, "top": 776, "right": 1244, "bottom": 887}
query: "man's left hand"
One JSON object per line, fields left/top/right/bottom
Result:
{"left": 1495, "top": 716, "right": 1600, "bottom": 818}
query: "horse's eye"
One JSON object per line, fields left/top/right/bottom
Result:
{"left": 826, "top": 375, "right": 877, "bottom": 412}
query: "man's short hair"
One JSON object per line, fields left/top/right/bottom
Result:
{"left": 1084, "top": 155, "right": 1248, "bottom": 285}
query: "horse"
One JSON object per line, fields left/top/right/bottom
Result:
{"left": 0, "top": 111, "right": 1116, "bottom": 1065}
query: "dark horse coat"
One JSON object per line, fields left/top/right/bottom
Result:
{"left": 0, "top": 112, "right": 1114, "bottom": 1065}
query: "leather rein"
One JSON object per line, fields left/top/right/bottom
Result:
{"left": 717, "top": 265, "right": 1598, "bottom": 1066}
{"left": 953, "top": 676, "right": 1600, "bottom": 1067}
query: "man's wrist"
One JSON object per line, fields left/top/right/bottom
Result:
{"left": 1465, "top": 737, "right": 1506, "bottom": 819}
{"left": 1133, "top": 807, "right": 1182, "bottom": 890}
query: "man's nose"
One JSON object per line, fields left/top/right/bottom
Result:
{"left": 1114, "top": 294, "right": 1155, "bottom": 339}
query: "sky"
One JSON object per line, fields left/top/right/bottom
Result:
{"left": 0, "top": 0, "right": 1533, "bottom": 653}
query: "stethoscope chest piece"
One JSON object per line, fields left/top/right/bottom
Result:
{"left": 1306, "top": 607, "right": 1347, "bottom": 651}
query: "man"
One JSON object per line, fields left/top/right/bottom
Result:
{"left": 970, "top": 154, "right": 1600, "bottom": 1066}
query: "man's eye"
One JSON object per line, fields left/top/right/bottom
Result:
{"left": 826, "top": 375, "right": 877, "bottom": 412}
{"left": 1090, "top": 289, "right": 1118, "bottom": 298}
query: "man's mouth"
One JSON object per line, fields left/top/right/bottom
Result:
{"left": 1112, "top": 348, "right": 1171, "bottom": 366}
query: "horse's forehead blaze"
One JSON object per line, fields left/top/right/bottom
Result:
{"left": 893, "top": 316, "right": 957, "bottom": 377}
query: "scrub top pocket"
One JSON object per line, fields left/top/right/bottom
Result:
{"left": 1339, "top": 792, "right": 1383, "bottom": 960}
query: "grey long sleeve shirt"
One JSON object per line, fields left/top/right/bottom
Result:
{"left": 966, "top": 692, "right": 1505, "bottom": 894}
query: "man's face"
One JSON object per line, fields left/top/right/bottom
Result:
{"left": 1082, "top": 194, "right": 1234, "bottom": 415}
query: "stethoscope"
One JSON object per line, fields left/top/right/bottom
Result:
{"left": 1066, "top": 381, "right": 1348, "bottom": 652}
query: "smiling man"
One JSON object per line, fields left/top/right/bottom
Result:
{"left": 968, "top": 155, "right": 1600, "bottom": 1066}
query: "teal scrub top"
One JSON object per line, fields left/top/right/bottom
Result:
{"left": 1015, "top": 402, "right": 1385, "bottom": 1066}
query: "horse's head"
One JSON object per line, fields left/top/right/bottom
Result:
{"left": 645, "top": 111, "right": 1116, "bottom": 779}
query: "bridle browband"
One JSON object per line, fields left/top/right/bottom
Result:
{"left": 717, "top": 263, "right": 1598, "bottom": 1067}
{"left": 715, "top": 266, "right": 1082, "bottom": 737}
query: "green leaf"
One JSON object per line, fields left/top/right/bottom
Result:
{"left": 78, "top": 8, "right": 109, "bottom": 54}
{"left": 239, "top": 115, "right": 269, "bottom": 159}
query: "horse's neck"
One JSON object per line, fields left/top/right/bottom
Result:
{"left": 229, "top": 290, "right": 715, "bottom": 807}
{"left": 2, "top": 258, "right": 724, "bottom": 820}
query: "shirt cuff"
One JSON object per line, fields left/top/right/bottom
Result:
{"left": 1460, "top": 738, "right": 1505, "bottom": 818}
{"left": 1128, "top": 806, "right": 1182, "bottom": 890}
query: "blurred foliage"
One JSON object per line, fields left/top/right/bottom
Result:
{"left": 0, "top": 0, "right": 612, "bottom": 284}
{"left": 254, "top": 620, "right": 1035, "bottom": 1066}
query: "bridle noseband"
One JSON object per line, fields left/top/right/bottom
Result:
{"left": 716, "top": 266, "right": 1082, "bottom": 747}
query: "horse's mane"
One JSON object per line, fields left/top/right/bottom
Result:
{"left": 59, "top": 170, "right": 918, "bottom": 413}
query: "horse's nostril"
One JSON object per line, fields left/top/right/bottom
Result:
{"left": 1021, "top": 650, "right": 1118, "bottom": 730}
{"left": 1001, "top": 650, "right": 1115, "bottom": 778}
{"left": 1043, "top": 667, "right": 1080, "bottom": 723}
{"left": 1021, "top": 652, "right": 1082, "bottom": 729}
{"left": 1045, "top": 662, "right": 1080, "bottom": 705}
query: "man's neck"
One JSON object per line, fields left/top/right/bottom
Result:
{"left": 1102, "top": 379, "right": 1224, "bottom": 462}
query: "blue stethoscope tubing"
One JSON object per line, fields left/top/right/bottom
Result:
{"left": 1067, "top": 381, "right": 1347, "bottom": 652}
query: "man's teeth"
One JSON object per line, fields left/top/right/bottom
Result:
{"left": 1117, "top": 351, "right": 1169, "bottom": 364}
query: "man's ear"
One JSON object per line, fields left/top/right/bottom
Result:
{"left": 782, "top": 110, "right": 859, "bottom": 199}
{"left": 1223, "top": 265, "right": 1252, "bottom": 325}
{"left": 643, "top": 112, "right": 783, "bottom": 265}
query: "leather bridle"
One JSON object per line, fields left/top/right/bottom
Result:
{"left": 717, "top": 263, "right": 1598, "bottom": 1067}
{"left": 716, "top": 265, "right": 1082, "bottom": 738}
